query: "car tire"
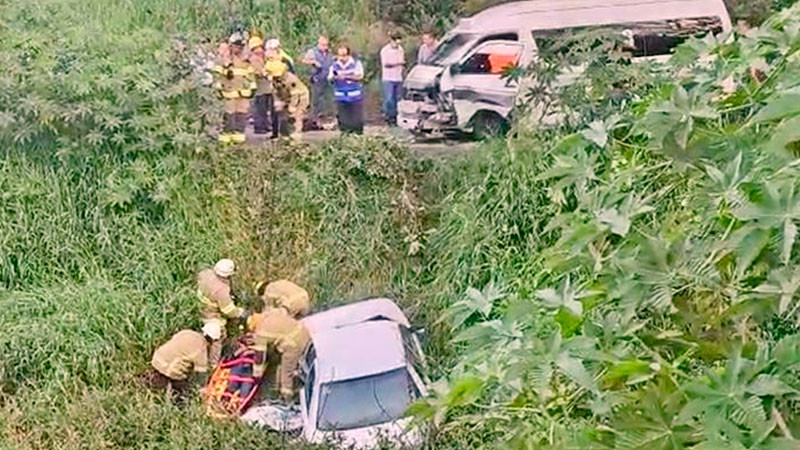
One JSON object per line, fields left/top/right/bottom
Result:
{"left": 471, "top": 112, "right": 509, "bottom": 140}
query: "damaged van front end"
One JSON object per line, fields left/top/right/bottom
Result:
{"left": 398, "top": 66, "right": 457, "bottom": 135}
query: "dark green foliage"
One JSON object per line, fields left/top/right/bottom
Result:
{"left": 418, "top": 3, "right": 800, "bottom": 448}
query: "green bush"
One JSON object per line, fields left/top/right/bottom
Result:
{"left": 417, "top": 3, "right": 800, "bottom": 448}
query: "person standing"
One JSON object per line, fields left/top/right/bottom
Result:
{"left": 265, "top": 39, "right": 295, "bottom": 73}
{"left": 380, "top": 33, "right": 405, "bottom": 126}
{"left": 196, "top": 258, "right": 247, "bottom": 366}
{"left": 211, "top": 33, "right": 256, "bottom": 144}
{"left": 417, "top": 31, "right": 437, "bottom": 65}
{"left": 328, "top": 45, "right": 365, "bottom": 134}
{"left": 302, "top": 36, "right": 335, "bottom": 127}
{"left": 248, "top": 36, "right": 275, "bottom": 136}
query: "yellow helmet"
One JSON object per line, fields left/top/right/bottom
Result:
{"left": 248, "top": 36, "right": 264, "bottom": 50}
{"left": 247, "top": 313, "right": 264, "bottom": 332}
{"left": 265, "top": 59, "right": 287, "bottom": 78}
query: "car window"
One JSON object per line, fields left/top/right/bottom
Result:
{"left": 461, "top": 42, "right": 522, "bottom": 75}
{"left": 478, "top": 33, "right": 518, "bottom": 44}
{"left": 430, "top": 33, "right": 478, "bottom": 66}
{"left": 399, "top": 326, "right": 425, "bottom": 376}
{"left": 316, "top": 368, "right": 420, "bottom": 431}
{"left": 532, "top": 16, "right": 723, "bottom": 59}
{"left": 304, "top": 363, "right": 315, "bottom": 404}
{"left": 303, "top": 344, "right": 315, "bottom": 371}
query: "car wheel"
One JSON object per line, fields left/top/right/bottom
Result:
{"left": 472, "top": 112, "right": 509, "bottom": 140}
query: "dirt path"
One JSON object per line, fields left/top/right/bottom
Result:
{"left": 244, "top": 125, "right": 479, "bottom": 160}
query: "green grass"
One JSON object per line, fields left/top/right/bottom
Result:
{"left": 0, "top": 0, "right": 420, "bottom": 447}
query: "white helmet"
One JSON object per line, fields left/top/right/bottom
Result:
{"left": 202, "top": 322, "right": 222, "bottom": 340}
{"left": 213, "top": 258, "right": 235, "bottom": 278}
{"left": 265, "top": 38, "right": 280, "bottom": 50}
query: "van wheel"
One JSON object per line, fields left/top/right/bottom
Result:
{"left": 471, "top": 112, "right": 509, "bottom": 139}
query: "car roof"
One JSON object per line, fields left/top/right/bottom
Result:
{"left": 454, "top": 0, "right": 730, "bottom": 33}
{"left": 311, "top": 320, "right": 407, "bottom": 383}
{"left": 302, "top": 297, "right": 411, "bottom": 336}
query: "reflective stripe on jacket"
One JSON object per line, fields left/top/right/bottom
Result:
{"left": 330, "top": 59, "right": 364, "bottom": 103}
{"left": 151, "top": 330, "right": 209, "bottom": 380}
{"left": 197, "top": 268, "right": 242, "bottom": 323}
{"left": 212, "top": 56, "right": 257, "bottom": 100}
{"left": 249, "top": 307, "right": 310, "bottom": 379}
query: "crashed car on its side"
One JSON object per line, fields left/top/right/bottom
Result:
{"left": 242, "top": 298, "right": 428, "bottom": 449}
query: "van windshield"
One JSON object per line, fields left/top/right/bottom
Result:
{"left": 429, "top": 33, "right": 477, "bottom": 66}
{"left": 316, "top": 368, "right": 419, "bottom": 431}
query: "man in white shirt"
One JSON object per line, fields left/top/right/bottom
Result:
{"left": 380, "top": 33, "right": 405, "bottom": 126}
{"left": 417, "top": 32, "right": 437, "bottom": 65}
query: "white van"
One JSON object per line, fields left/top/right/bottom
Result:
{"left": 398, "top": 0, "right": 732, "bottom": 137}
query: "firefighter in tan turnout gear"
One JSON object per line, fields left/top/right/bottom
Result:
{"left": 212, "top": 32, "right": 256, "bottom": 144}
{"left": 247, "top": 280, "right": 311, "bottom": 400}
{"left": 197, "top": 258, "right": 247, "bottom": 366}
{"left": 145, "top": 323, "right": 217, "bottom": 399}
{"left": 266, "top": 54, "right": 309, "bottom": 141}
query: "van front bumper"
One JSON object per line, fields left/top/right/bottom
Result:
{"left": 398, "top": 100, "right": 455, "bottom": 133}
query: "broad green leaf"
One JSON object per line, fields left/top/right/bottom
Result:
{"left": 556, "top": 352, "right": 597, "bottom": 393}
{"left": 774, "top": 334, "right": 800, "bottom": 369}
{"left": 754, "top": 267, "right": 800, "bottom": 315}
{"left": 753, "top": 89, "right": 800, "bottom": 122}
{"left": 746, "top": 374, "right": 795, "bottom": 397}
{"left": 581, "top": 120, "right": 608, "bottom": 147}
{"left": 782, "top": 218, "right": 797, "bottom": 265}
{"left": 536, "top": 276, "right": 596, "bottom": 317}
{"left": 597, "top": 207, "right": 631, "bottom": 237}
{"left": 466, "top": 286, "right": 493, "bottom": 317}
{"left": 763, "top": 116, "right": 800, "bottom": 157}
{"left": 605, "top": 359, "right": 650, "bottom": 384}
{"left": 730, "top": 226, "right": 770, "bottom": 278}
{"left": 444, "top": 376, "right": 484, "bottom": 407}
{"left": 555, "top": 308, "right": 583, "bottom": 337}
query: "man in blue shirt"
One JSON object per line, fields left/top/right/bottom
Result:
{"left": 302, "top": 36, "right": 334, "bottom": 128}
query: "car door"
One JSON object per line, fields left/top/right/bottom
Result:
{"left": 440, "top": 40, "right": 525, "bottom": 128}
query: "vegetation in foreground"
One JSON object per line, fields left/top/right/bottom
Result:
{"left": 415, "top": 5, "right": 800, "bottom": 449}
{"left": 3, "top": 0, "right": 800, "bottom": 449}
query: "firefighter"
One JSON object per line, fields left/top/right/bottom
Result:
{"left": 248, "top": 35, "right": 277, "bottom": 136}
{"left": 266, "top": 59, "right": 310, "bottom": 141}
{"left": 265, "top": 38, "right": 295, "bottom": 73}
{"left": 146, "top": 323, "right": 218, "bottom": 400}
{"left": 247, "top": 280, "right": 311, "bottom": 400}
{"left": 197, "top": 258, "right": 247, "bottom": 366}
{"left": 212, "top": 33, "right": 256, "bottom": 144}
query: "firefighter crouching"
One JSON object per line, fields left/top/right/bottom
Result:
{"left": 266, "top": 58, "right": 310, "bottom": 141}
{"left": 197, "top": 258, "right": 248, "bottom": 366}
{"left": 212, "top": 33, "right": 256, "bottom": 144}
{"left": 143, "top": 323, "right": 218, "bottom": 401}
{"left": 247, "top": 280, "right": 311, "bottom": 400}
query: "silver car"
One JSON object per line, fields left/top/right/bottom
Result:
{"left": 241, "top": 298, "right": 428, "bottom": 449}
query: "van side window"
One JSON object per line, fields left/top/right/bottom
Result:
{"left": 480, "top": 33, "right": 518, "bottom": 43}
{"left": 304, "top": 363, "right": 315, "bottom": 403}
{"left": 533, "top": 16, "right": 723, "bottom": 59}
{"left": 461, "top": 42, "right": 522, "bottom": 75}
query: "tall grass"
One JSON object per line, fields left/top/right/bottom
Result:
{"left": 0, "top": 0, "right": 390, "bottom": 447}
